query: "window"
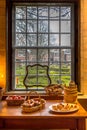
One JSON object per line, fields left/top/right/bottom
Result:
{"left": 7, "top": 0, "right": 79, "bottom": 92}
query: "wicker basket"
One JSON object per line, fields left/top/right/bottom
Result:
{"left": 6, "top": 96, "right": 26, "bottom": 106}
{"left": 21, "top": 91, "right": 46, "bottom": 113}
{"left": 45, "top": 84, "right": 63, "bottom": 96}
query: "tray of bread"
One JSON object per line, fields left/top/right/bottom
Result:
{"left": 49, "top": 102, "right": 79, "bottom": 113}
{"left": 21, "top": 91, "right": 46, "bottom": 113}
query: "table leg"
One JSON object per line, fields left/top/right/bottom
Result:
{"left": 77, "top": 118, "right": 86, "bottom": 130}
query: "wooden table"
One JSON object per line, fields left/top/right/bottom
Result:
{"left": 0, "top": 100, "right": 87, "bottom": 130}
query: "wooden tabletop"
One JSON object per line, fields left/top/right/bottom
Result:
{"left": 0, "top": 100, "right": 87, "bottom": 119}
{"left": 0, "top": 100, "right": 87, "bottom": 130}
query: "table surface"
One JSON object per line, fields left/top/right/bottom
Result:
{"left": 0, "top": 100, "right": 87, "bottom": 119}
{"left": 0, "top": 100, "right": 87, "bottom": 130}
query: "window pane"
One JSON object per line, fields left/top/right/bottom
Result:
{"left": 24, "top": 72, "right": 37, "bottom": 86}
{"left": 38, "top": 20, "right": 48, "bottom": 32}
{"left": 27, "top": 20, "right": 37, "bottom": 32}
{"left": 50, "top": 49, "right": 59, "bottom": 63}
{"left": 49, "top": 64, "right": 60, "bottom": 84}
{"left": 27, "top": 34, "right": 37, "bottom": 46}
{"left": 61, "top": 49, "right": 71, "bottom": 62}
{"left": 61, "top": 7, "right": 71, "bottom": 19}
{"left": 61, "top": 63, "right": 71, "bottom": 75}
{"left": 50, "top": 34, "right": 59, "bottom": 46}
{"left": 27, "top": 7, "right": 37, "bottom": 19}
{"left": 49, "top": 75, "right": 59, "bottom": 84}
{"left": 49, "top": 64, "right": 59, "bottom": 75}
{"left": 38, "top": 76, "right": 49, "bottom": 86}
{"left": 38, "top": 7, "right": 48, "bottom": 19}
{"left": 61, "top": 34, "right": 70, "bottom": 46}
{"left": 27, "top": 49, "right": 37, "bottom": 62}
{"left": 50, "top": 7, "right": 59, "bottom": 19}
{"left": 38, "top": 49, "right": 48, "bottom": 62}
{"left": 16, "top": 6, "right": 26, "bottom": 19}
{"left": 61, "top": 75, "right": 71, "bottom": 85}
{"left": 61, "top": 21, "right": 70, "bottom": 32}
{"left": 50, "top": 21, "right": 59, "bottom": 32}
{"left": 16, "top": 34, "right": 26, "bottom": 46}
{"left": 15, "top": 49, "right": 26, "bottom": 62}
{"left": 15, "top": 63, "right": 26, "bottom": 75}
{"left": 38, "top": 34, "right": 48, "bottom": 46}
{"left": 16, "top": 20, "right": 26, "bottom": 32}
{"left": 15, "top": 76, "right": 25, "bottom": 89}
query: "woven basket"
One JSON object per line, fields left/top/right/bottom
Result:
{"left": 6, "top": 96, "right": 26, "bottom": 106}
{"left": 21, "top": 91, "right": 46, "bottom": 113}
{"left": 45, "top": 84, "right": 63, "bottom": 96}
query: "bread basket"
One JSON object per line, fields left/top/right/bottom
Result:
{"left": 21, "top": 91, "right": 46, "bottom": 113}
{"left": 45, "top": 84, "right": 63, "bottom": 96}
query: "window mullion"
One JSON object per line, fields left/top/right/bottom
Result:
{"left": 59, "top": 6, "right": 62, "bottom": 83}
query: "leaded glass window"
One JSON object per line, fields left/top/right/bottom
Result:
{"left": 12, "top": 3, "right": 74, "bottom": 91}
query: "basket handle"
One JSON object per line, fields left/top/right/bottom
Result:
{"left": 28, "top": 91, "right": 41, "bottom": 100}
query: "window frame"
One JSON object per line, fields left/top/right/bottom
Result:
{"left": 6, "top": 0, "right": 80, "bottom": 92}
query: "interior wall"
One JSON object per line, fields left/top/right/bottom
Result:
{"left": 0, "top": 0, "right": 87, "bottom": 94}
{"left": 80, "top": 0, "right": 87, "bottom": 94}
{"left": 0, "top": 0, "right": 6, "bottom": 88}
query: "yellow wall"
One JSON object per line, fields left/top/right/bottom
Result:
{"left": 80, "top": 0, "right": 87, "bottom": 94}
{"left": 0, "top": 0, "right": 6, "bottom": 88}
{"left": 0, "top": 0, "right": 87, "bottom": 94}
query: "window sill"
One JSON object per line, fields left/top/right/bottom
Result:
{"left": 2, "top": 91, "right": 64, "bottom": 100}
{"left": 3, "top": 91, "right": 85, "bottom": 100}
